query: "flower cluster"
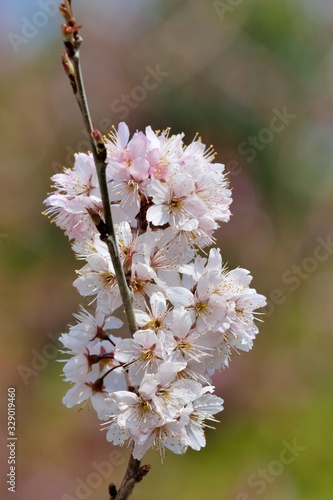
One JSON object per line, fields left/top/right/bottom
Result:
{"left": 45, "top": 123, "right": 266, "bottom": 460}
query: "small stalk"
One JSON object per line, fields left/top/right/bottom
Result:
{"left": 58, "top": 2, "right": 150, "bottom": 498}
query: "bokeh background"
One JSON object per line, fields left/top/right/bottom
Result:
{"left": 1, "top": 1, "right": 333, "bottom": 499}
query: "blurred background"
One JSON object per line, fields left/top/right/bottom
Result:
{"left": 1, "top": 0, "right": 333, "bottom": 499}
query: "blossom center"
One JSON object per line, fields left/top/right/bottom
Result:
{"left": 195, "top": 301, "right": 208, "bottom": 314}
{"left": 147, "top": 318, "right": 162, "bottom": 330}
{"left": 131, "top": 278, "right": 146, "bottom": 293}
{"left": 167, "top": 197, "right": 183, "bottom": 211}
{"left": 176, "top": 339, "right": 191, "bottom": 352}
{"left": 103, "top": 272, "right": 115, "bottom": 286}
{"left": 141, "top": 344, "right": 156, "bottom": 361}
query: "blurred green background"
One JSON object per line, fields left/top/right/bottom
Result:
{"left": 1, "top": 0, "right": 333, "bottom": 499}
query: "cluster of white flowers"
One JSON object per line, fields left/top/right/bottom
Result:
{"left": 44, "top": 123, "right": 266, "bottom": 460}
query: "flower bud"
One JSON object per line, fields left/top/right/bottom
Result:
{"left": 61, "top": 22, "right": 82, "bottom": 41}
{"left": 59, "top": 1, "right": 73, "bottom": 23}
{"left": 91, "top": 126, "right": 107, "bottom": 162}
{"left": 61, "top": 51, "right": 74, "bottom": 75}
{"left": 61, "top": 51, "right": 77, "bottom": 93}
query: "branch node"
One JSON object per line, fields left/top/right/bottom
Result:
{"left": 87, "top": 208, "right": 108, "bottom": 239}
{"left": 61, "top": 51, "right": 77, "bottom": 93}
{"left": 91, "top": 126, "right": 107, "bottom": 162}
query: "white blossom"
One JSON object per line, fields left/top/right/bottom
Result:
{"left": 44, "top": 122, "right": 266, "bottom": 461}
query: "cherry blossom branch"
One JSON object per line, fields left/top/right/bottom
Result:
{"left": 109, "top": 454, "right": 151, "bottom": 500}
{"left": 45, "top": 5, "right": 267, "bottom": 500}
{"left": 58, "top": 2, "right": 150, "bottom": 499}
{"left": 59, "top": 1, "right": 137, "bottom": 337}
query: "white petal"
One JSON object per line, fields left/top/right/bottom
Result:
{"left": 117, "top": 122, "right": 130, "bottom": 148}
{"left": 146, "top": 205, "right": 170, "bottom": 226}
{"left": 167, "top": 287, "right": 194, "bottom": 307}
